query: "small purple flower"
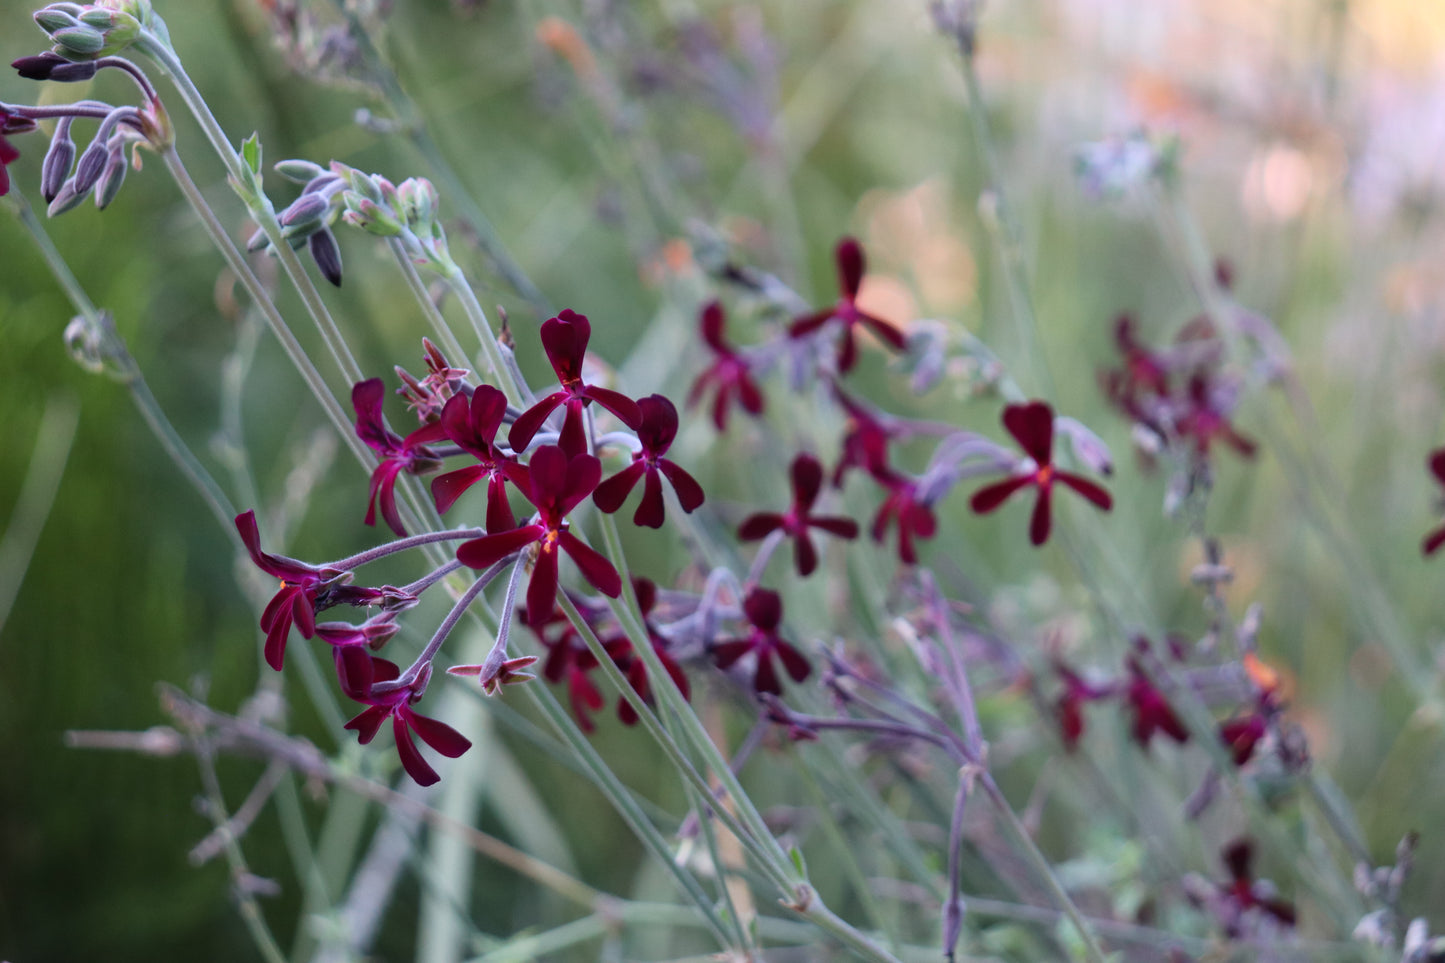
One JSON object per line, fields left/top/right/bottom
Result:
{"left": 712, "top": 588, "right": 810, "bottom": 696}
{"left": 593, "top": 394, "right": 705, "bottom": 528}
{"left": 789, "top": 238, "right": 907, "bottom": 374}
{"left": 455, "top": 445, "right": 621, "bottom": 622}
{"left": 1052, "top": 661, "right": 1112, "bottom": 751}
{"left": 738, "top": 453, "right": 859, "bottom": 576}
{"left": 235, "top": 510, "right": 346, "bottom": 672}
{"left": 1214, "top": 839, "right": 1297, "bottom": 937}
{"left": 969, "top": 401, "right": 1112, "bottom": 546}
{"left": 342, "top": 659, "right": 472, "bottom": 787}
{"left": 1124, "top": 654, "right": 1189, "bottom": 748}
{"left": 508, "top": 309, "right": 641, "bottom": 457}
{"left": 431, "top": 385, "right": 525, "bottom": 534}
{"left": 868, "top": 472, "right": 937, "bottom": 565}
{"left": 831, "top": 386, "right": 895, "bottom": 487}
{"left": 352, "top": 378, "right": 447, "bottom": 536}
{"left": 687, "top": 300, "right": 765, "bottom": 431}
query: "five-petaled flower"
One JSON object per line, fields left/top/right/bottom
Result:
{"left": 868, "top": 472, "right": 937, "bottom": 565}
{"left": 533, "top": 608, "right": 608, "bottom": 732}
{"left": 342, "top": 659, "right": 472, "bottom": 786}
{"left": 352, "top": 378, "right": 447, "bottom": 536}
{"left": 739, "top": 453, "right": 859, "bottom": 576}
{"left": 1053, "top": 660, "right": 1113, "bottom": 751}
{"left": 431, "top": 384, "right": 525, "bottom": 534}
{"left": 687, "top": 300, "right": 765, "bottom": 431}
{"left": 712, "top": 588, "right": 810, "bottom": 695}
{"left": 455, "top": 445, "right": 622, "bottom": 622}
{"left": 1422, "top": 448, "right": 1445, "bottom": 556}
{"left": 1213, "top": 839, "right": 1297, "bottom": 937}
{"left": 969, "top": 401, "right": 1112, "bottom": 546}
{"left": 789, "top": 237, "right": 907, "bottom": 374}
{"left": 236, "top": 510, "right": 349, "bottom": 672}
{"left": 593, "top": 394, "right": 705, "bottom": 528}
{"left": 831, "top": 386, "right": 895, "bottom": 487}
{"left": 508, "top": 309, "right": 641, "bottom": 457}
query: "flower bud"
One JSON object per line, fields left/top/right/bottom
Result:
{"left": 50, "top": 25, "right": 106, "bottom": 56}
{"left": 92, "top": 144, "right": 127, "bottom": 209}
{"left": 40, "top": 119, "right": 76, "bottom": 203}
{"left": 309, "top": 228, "right": 343, "bottom": 287}
{"left": 34, "top": 7, "right": 82, "bottom": 34}
{"left": 274, "top": 158, "right": 326, "bottom": 184}
{"left": 12, "top": 51, "right": 97, "bottom": 81}
{"left": 72, "top": 137, "right": 108, "bottom": 193}
{"left": 341, "top": 194, "right": 403, "bottom": 236}
{"left": 47, "top": 178, "right": 86, "bottom": 217}
{"left": 278, "top": 192, "right": 329, "bottom": 233}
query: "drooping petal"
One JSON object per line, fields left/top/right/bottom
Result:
{"left": 857, "top": 311, "right": 908, "bottom": 351}
{"left": 793, "top": 531, "right": 819, "bottom": 576}
{"left": 969, "top": 474, "right": 1033, "bottom": 514}
{"left": 559, "top": 531, "right": 622, "bottom": 597}
{"left": 343, "top": 704, "right": 391, "bottom": 745}
{"left": 774, "top": 640, "right": 811, "bottom": 683}
{"left": 1424, "top": 523, "right": 1445, "bottom": 557}
{"left": 835, "top": 327, "right": 859, "bottom": 373}
{"left": 1002, "top": 401, "right": 1055, "bottom": 466}
{"left": 1028, "top": 489, "right": 1052, "bottom": 546}
{"left": 754, "top": 651, "right": 782, "bottom": 696}
{"left": 632, "top": 467, "right": 666, "bottom": 529}
{"left": 1056, "top": 471, "right": 1113, "bottom": 511}
{"left": 809, "top": 515, "right": 860, "bottom": 539}
{"left": 431, "top": 464, "right": 490, "bottom": 515}
{"left": 403, "top": 707, "right": 472, "bottom": 758}
{"left": 592, "top": 462, "right": 644, "bottom": 515}
{"left": 485, "top": 473, "right": 516, "bottom": 535}
{"left": 525, "top": 444, "right": 570, "bottom": 510}
{"left": 456, "top": 525, "right": 544, "bottom": 570}
{"left": 525, "top": 545, "right": 562, "bottom": 624}
{"left": 392, "top": 716, "right": 441, "bottom": 786}
{"left": 658, "top": 459, "right": 705, "bottom": 513}
{"left": 789, "top": 306, "right": 838, "bottom": 339}
{"left": 263, "top": 601, "right": 294, "bottom": 672}
{"left": 351, "top": 378, "right": 395, "bottom": 452}
{"left": 365, "top": 460, "right": 408, "bottom": 535}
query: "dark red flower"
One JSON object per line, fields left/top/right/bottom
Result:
{"left": 1053, "top": 661, "right": 1112, "bottom": 751}
{"left": 1176, "top": 373, "right": 1257, "bottom": 459}
{"left": 316, "top": 614, "right": 399, "bottom": 699}
{"left": 738, "top": 453, "right": 859, "bottom": 576}
{"left": 712, "top": 588, "right": 810, "bottom": 695}
{"left": 1123, "top": 655, "right": 1189, "bottom": 748}
{"left": 236, "top": 510, "right": 348, "bottom": 672}
{"left": 342, "top": 659, "right": 472, "bottom": 786}
{"left": 593, "top": 394, "right": 705, "bottom": 528}
{"left": 508, "top": 309, "right": 641, "bottom": 457}
{"left": 868, "top": 472, "right": 937, "bottom": 565}
{"left": 687, "top": 300, "right": 765, "bottom": 431}
{"left": 1100, "top": 314, "right": 1169, "bottom": 420}
{"left": 455, "top": 445, "right": 621, "bottom": 621}
{"left": 969, "top": 401, "right": 1112, "bottom": 546}
{"left": 1422, "top": 449, "right": 1445, "bottom": 556}
{"left": 831, "top": 386, "right": 895, "bottom": 486}
{"left": 531, "top": 604, "right": 608, "bottom": 732}
{"left": 790, "top": 238, "right": 907, "bottom": 373}
{"left": 1215, "top": 839, "right": 1297, "bottom": 937}
{"left": 352, "top": 378, "right": 447, "bottom": 536}
{"left": 431, "top": 385, "right": 525, "bottom": 534}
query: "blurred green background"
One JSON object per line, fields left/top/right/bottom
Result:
{"left": 5, "top": 0, "right": 1445, "bottom": 959}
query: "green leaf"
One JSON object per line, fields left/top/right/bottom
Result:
{"left": 240, "top": 133, "right": 262, "bottom": 177}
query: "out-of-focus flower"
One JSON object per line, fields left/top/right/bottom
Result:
{"left": 687, "top": 300, "right": 765, "bottom": 431}
{"left": 739, "top": 453, "right": 859, "bottom": 576}
{"left": 593, "top": 394, "right": 705, "bottom": 528}
{"left": 1422, "top": 449, "right": 1445, "bottom": 556}
{"left": 790, "top": 238, "right": 907, "bottom": 374}
{"left": 712, "top": 588, "right": 810, "bottom": 695}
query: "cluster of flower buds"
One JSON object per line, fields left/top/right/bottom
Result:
{"left": 31, "top": 1, "right": 167, "bottom": 61}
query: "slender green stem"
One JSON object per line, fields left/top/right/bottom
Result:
{"left": 978, "top": 772, "right": 1107, "bottom": 963}
{"left": 387, "top": 238, "right": 470, "bottom": 369}
{"left": 443, "top": 264, "right": 526, "bottom": 404}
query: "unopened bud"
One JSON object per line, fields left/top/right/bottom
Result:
{"left": 51, "top": 24, "right": 106, "bottom": 56}
{"left": 47, "top": 178, "right": 86, "bottom": 217}
{"left": 72, "top": 138, "right": 108, "bottom": 193}
{"left": 341, "top": 194, "right": 402, "bottom": 236}
{"left": 13, "top": 51, "right": 96, "bottom": 81}
{"left": 278, "top": 192, "right": 329, "bottom": 232}
{"left": 397, "top": 177, "right": 438, "bottom": 226}
{"left": 273, "top": 158, "right": 326, "bottom": 184}
{"left": 40, "top": 119, "right": 76, "bottom": 202}
{"left": 309, "top": 228, "right": 343, "bottom": 287}
{"left": 34, "top": 7, "right": 82, "bottom": 34}
{"left": 93, "top": 145, "right": 127, "bottom": 209}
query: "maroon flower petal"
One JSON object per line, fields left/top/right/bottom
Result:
{"left": 743, "top": 589, "right": 783, "bottom": 629}
{"left": 365, "top": 460, "right": 408, "bottom": 535}
{"left": 969, "top": 474, "right": 1033, "bottom": 514}
{"left": 263, "top": 603, "right": 294, "bottom": 672}
{"left": 351, "top": 378, "right": 394, "bottom": 452}
{"left": 540, "top": 309, "right": 591, "bottom": 384}
{"left": 1431, "top": 449, "right": 1445, "bottom": 485}
{"left": 810, "top": 515, "right": 860, "bottom": 539}
{"left": 791, "top": 454, "right": 825, "bottom": 511}
{"left": 857, "top": 311, "right": 908, "bottom": 351}
{"left": 1002, "top": 401, "right": 1055, "bottom": 466}
{"left": 432, "top": 464, "right": 490, "bottom": 515}
{"left": 1056, "top": 471, "right": 1113, "bottom": 511}
{"left": 754, "top": 652, "right": 782, "bottom": 696}
{"left": 711, "top": 640, "right": 751, "bottom": 670}
{"left": 634, "top": 394, "right": 679, "bottom": 453}
{"left": 508, "top": 392, "right": 566, "bottom": 454}
{"left": 700, "top": 300, "right": 728, "bottom": 352}
{"left": 774, "top": 640, "right": 811, "bottom": 683}
{"left": 658, "top": 459, "right": 705, "bottom": 513}
{"left": 526, "top": 545, "right": 562, "bottom": 624}
{"left": 1028, "top": 490, "right": 1052, "bottom": 546}
{"left": 584, "top": 386, "right": 643, "bottom": 431}
{"left": 738, "top": 512, "right": 785, "bottom": 541}
{"left": 526, "top": 444, "right": 570, "bottom": 507}
{"left": 1424, "top": 523, "right": 1445, "bottom": 557}
{"left": 485, "top": 474, "right": 517, "bottom": 536}
{"left": 558, "top": 531, "right": 622, "bottom": 597}
{"left": 343, "top": 705, "right": 390, "bottom": 745}
{"left": 593, "top": 460, "right": 646, "bottom": 514}
{"left": 737, "top": 372, "right": 765, "bottom": 415}
{"left": 456, "top": 525, "right": 544, "bottom": 569}
{"left": 835, "top": 237, "right": 865, "bottom": 301}
{"left": 789, "top": 306, "right": 838, "bottom": 338}
{"left": 559, "top": 451, "right": 604, "bottom": 516}
{"left": 633, "top": 467, "right": 666, "bottom": 529}
{"left": 793, "top": 532, "right": 819, "bottom": 575}
{"left": 392, "top": 717, "right": 441, "bottom": 786}
{"left": 404, "top": 708, "right": 472, "bottom": 758}
{"left": 836, "top": 328, "right": 860, "bottom": 373}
